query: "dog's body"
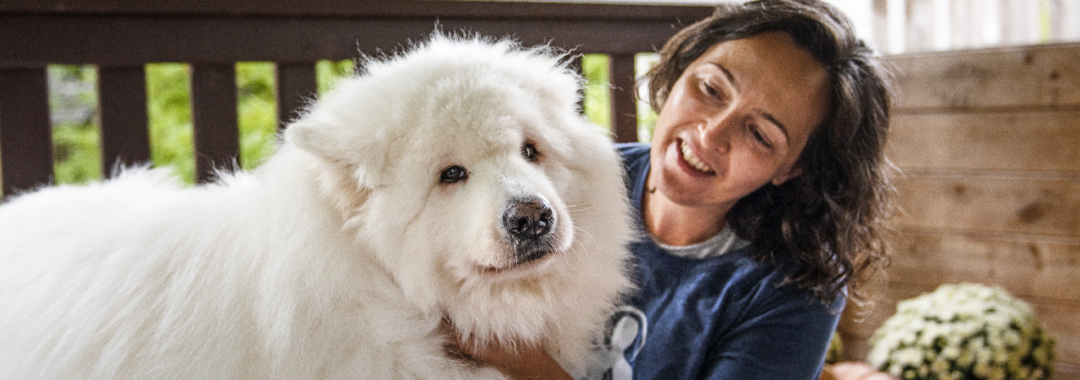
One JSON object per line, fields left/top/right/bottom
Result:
{"left": 0, "top": 35, "right": 632, "bottom": 379}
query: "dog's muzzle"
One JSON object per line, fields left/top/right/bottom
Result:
{"left": 502, "top": 196, "right": 556, "bottom": 265}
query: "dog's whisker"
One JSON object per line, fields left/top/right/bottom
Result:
{"left": 572, "top": 225, "right": 602, "bottom": 252}
{"left": 565, "top": 202, "right": 601, "bottom": 214}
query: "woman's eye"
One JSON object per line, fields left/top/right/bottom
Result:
{"left": 521, "top": 142, "right": 539, "bottom": 162}
{"left": 702, "top": 82, "right": 719, "bottom": 98}
{"left": 439, "top": 165, "right": 468, "bottom": 183}
{"left": 700, "top": 76, "right": 727, "bottom": 100}
{"left": 749, "top": 126, "right": 773, "bottom": 149}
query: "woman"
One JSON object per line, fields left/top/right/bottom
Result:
{"left": 453, "top": 0, "right": 895, "bottom": 378}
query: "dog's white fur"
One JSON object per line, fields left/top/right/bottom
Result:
{"left": 0, "top": 34, "right": 633, "bottom": 380}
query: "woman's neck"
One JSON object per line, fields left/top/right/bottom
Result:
{"left": 641, "top": 182, "right": 731, "bottom": 247}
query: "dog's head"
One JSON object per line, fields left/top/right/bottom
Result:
{"left": 285, "top": 34, "right": 631, "bottom": 345}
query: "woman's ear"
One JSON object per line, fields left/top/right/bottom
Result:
{"left": 771, "top": 167, "right": 802, "bottom": 186}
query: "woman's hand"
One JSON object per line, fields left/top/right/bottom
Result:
{"left": 443, "top": 321, "right": 574, "bottom": 380}
{"left": 821, "top": 362, "right": 899, "bottom": 380}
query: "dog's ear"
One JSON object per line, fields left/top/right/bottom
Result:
{"left": 285, "top": 120, "right": 338, "bottom": 159}
{"left": 286, "top": 118, "right": 388, "bottom": 187}
{"left": 287, "top": 118, "right": 379, "bottom": 166}
{"left": 285, "top": 120, "right": 380, "bottom": 216}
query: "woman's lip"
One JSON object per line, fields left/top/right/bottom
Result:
{"left": 675, "top": 139, "right": 715, "bottom": 176}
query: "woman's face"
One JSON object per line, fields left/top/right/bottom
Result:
{"left": 648, "top": 31, "right": 830, "bottom": 213}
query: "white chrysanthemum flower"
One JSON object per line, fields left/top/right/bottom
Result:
{"left": 889, "top": 363, "right": 907, "bottom": 378}
{"left": 957, "top": 351, "right": 975, "bottom": 367}
{"left": 974, "top": 361, "right": 991, "bottom": 377}
{"left": 1003, "top": 330, "right": 1020, "bottom": 348}
{"left": 1033, "top": 346, "right": 1050, "bottom": 364}
{"left": 988, "top": 367, "right": 1005, "bottom": 380}
{"left": 932, "top": 358, "right": 951, "bottom": 374}
{"left": 867, "top": 283, "right": 1056, "bottom": 379}
{"left": 942, "top": 345, "right": 961, "bottom": 359}
{"left": 896, "top": 348, "right": 923, "bottom": 365}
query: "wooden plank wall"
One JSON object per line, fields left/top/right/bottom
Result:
{"left": 838, "top": 42, "right": 1080, "bottom": 378}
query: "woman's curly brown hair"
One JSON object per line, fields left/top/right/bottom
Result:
{"left": 645, "top": 0, "right": 897, "bottom": 306}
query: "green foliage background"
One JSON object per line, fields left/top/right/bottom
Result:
{"left": 49, "top": 65, "right": 101, "bottom": 185}
{"left": 43, "top": 54, "right": 640, "bottom": 186}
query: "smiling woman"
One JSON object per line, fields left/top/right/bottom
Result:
{"left": 456, "top": 1, "right": 897, "bottom": 379}
{"left": 620, "top": 1, "right": 895, "bottom": 378}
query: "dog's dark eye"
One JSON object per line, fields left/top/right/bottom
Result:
{"left": 440, "top": 165, "right": 468, "bottom": 184}
{"left": 521, "top": 142, "right": 539, "bottom": 162}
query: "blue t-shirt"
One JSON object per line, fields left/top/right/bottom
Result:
{"left": 587, "top": 143, "right": 842, "bottom": 380}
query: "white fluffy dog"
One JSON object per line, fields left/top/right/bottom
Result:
{"left": 0, "top": 34, "right": 632, "bottom": 379}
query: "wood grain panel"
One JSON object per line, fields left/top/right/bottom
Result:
{"left": 894, "top": 175, "right": 1080, "bottom": 237}
{"left": 1054, "top": 362, "right": 1080, "bottom": 380}
{"left": 887, "top": 110, "right": 1080, "bottom": 172}
{"left": 1032, "top": 301, "right": 1080, "bottom": 376}
{"left": 886, "top": 43, "right": 1080, "bottom": 110}
{"left": 890, "top": 230, "right": 1080, "bottom": 302}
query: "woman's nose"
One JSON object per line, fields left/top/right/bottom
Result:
{"left": 698, "top": 110, "right": 736, "bottom": 153}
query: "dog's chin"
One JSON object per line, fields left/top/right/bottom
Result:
{"left": 475, "top": 249, "right": 560, "bottom": 280}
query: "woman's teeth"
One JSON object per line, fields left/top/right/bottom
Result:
{"left": 679, "top": 141, "right": 713, "bottom": 173}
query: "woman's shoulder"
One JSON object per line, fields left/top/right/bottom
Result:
{"left": 639, "top": 242, "right": 840, "bottom": 311}
{"left": 615, "top": 143, "right": 651, "bottom": 202}
{"left": 728, "top": 245, "right": 845, "bottom": 312}
{"left": 635, "top": 243, "right": 773, "bottom": 299}
{"left": 615, "top": 142, "right": 650, "bottom": 163}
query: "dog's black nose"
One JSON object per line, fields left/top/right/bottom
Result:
{"left": 503, "top": 197, "right": 554, "bottom": 240}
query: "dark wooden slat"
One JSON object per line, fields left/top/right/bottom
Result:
{"left": 568, "top": 55, "right": 585, "bottom": 116}
{"left": 0, "top": 15, "right": 698, "bottom": 67}
{"left": 190, "top": 64, "right": 239, "bottom": 183}
{"left": 275, "top": 62, "right": 317, "bottom": 131}
{"left": 609, "top": 53, "right": 638, "bottom": 143}
{"left": 97, "top": 65, "right": 150, "bottom": 176}
{"left": 0, "top": 68, "right": 53, "bottom": 197}
{"left": 0, "top": 0, "right": 714, "bottom": 22}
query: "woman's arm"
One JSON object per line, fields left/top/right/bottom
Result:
{"left": 443, "top": 323, "right": 574, "bottom": 380}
